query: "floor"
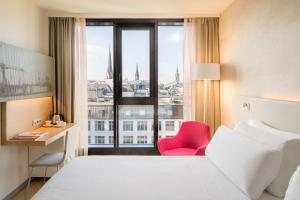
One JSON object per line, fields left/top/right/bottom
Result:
{"left": 12, "top": 179, "right": 45, "bottom": 200}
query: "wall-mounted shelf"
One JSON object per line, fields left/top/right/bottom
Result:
{"left": 1, "top": 123, "right": 76, "bottom": 146}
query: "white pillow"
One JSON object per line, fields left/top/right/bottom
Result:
{"left": 234, "top": 122, "right": 284, "bottom": 149}
{"left": 284, "top": 166, "right": 300, "bottom": 200}
{"left": 236, "top": 120, "right": 300, "bottom": 197}
{"left": 206, "top": 126, "right": 281, "bottom": 200}
{"left": 248, "top": 120, "right": 300, "bottom": 140}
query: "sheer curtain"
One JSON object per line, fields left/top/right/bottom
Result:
{"left": 183, "top": 19, "right": 196, "bottom": 121}
{"left": 74, "top": 18, "right": 88, "bottom": 156}
{"left": 183, "top": 18, "right": 221, "bottom": 134}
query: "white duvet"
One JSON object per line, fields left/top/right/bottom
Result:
{"left": 33, "top": 156, "right": 281, "bottom": 200}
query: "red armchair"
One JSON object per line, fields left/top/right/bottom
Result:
{"left": 157, "top": 121, "right": 211, "bottom": 156}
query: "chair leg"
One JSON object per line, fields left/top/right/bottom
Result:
{"left": 44, "top": 167, "right": 48, "bottom": 183}
{"left": 26, "top": 167, "right": 34, "bottom": 199}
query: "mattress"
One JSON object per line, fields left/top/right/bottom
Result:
{"left": 32, "top": 156, "right": 282, "bottom": 200}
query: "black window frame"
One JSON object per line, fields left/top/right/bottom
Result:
{"left": 87, "top": 19, "right": 183, "bottom": 155}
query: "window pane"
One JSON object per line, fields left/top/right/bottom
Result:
{"left": 123, "top": 136, "right": 133, "bottom": 144}
{"left": 109, "top": 136, "right": 114, "bottom": 144}
{"left": 119, "top": 105, "right": 154, "bottom": 147}
{"left": 87, "top": 26, "right": 114, "bottom": 148}
{"left": 137, "top": 121, "right": 147, "bottom": 131}
{"left": 137, "top": 136, "right": 147, "bottom": 144}
{"left": 95, "top": 121, "right": 105, "bottom": 131}
{"left": 95, "top": 136, "right": 105, "bottom": 144}
{"left": 158, "top": 25, "right": 184, "bottom": 139}
{"left": 123, "top": 121, "right": 133, "bottom": 131}
{"left": 122, "top": 30, "right": 150, "bottom": 97}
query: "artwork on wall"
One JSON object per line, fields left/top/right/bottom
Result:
{"left": 0, "top": 41, "right": 55, "bottom": 102}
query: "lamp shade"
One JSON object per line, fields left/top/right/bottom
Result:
{"left": 191, "top": 63, "right": 220, "bottom": 80}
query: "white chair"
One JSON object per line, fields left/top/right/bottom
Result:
{"left": 26, "top": 131, "right": 69, "bottom": 190}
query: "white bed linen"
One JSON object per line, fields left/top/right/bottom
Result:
{"left": 32, "top": 156, "right": 282, "bottom": 200}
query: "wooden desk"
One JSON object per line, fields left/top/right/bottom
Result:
{"left": 2, "top": 123, "right": 76, "bottom": 146}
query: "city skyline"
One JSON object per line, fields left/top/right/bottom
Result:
{"left": 89, "top": 48, "right": 181, "bottom": 84}
{"left": 86, "top": 26, "right": 183, "bottom": 83}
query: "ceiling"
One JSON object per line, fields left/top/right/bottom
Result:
{"left": 35, "top": 0, "right": 235, "bottom": 17}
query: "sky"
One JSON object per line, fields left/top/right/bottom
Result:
{"left": 86, "top": 25, "right": 183, "bottom": 84}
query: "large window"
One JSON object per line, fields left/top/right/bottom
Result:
{"left": 87, "top": 20, "right": 183, "bottom": 153}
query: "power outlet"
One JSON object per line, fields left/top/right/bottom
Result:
{"left": 32, "top": 118, "right": 42, "bottom": 128}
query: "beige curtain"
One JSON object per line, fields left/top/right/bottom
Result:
{"left": 49, "top": 17, "right": 88, "bottom": 156}
{"left": 49, "top": 17, "right": 76, "bottom": 123}
{"left": 184, "top": 18, "right": 221, "bottom": 134}
{"left": 74, "top": 18, "right": 88, "bottom": 156}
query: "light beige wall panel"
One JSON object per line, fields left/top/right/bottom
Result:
{"left": 220, "top": 7, "right": 235, "bottom": 127}
{"left": 0, "top": 0, "right": 48, "bottom": 54}
{"left": 5, "top": 98, "right": 52, "bottom": 138}
{"left": 220, "top": 0, "right": 300, "bottom": 127}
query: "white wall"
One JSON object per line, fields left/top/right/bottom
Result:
{"left": 0, "top": 0, "right": 49, "bottom": 198}
{"left": 220, "top": 0, "right": 300, "bottom": 127}
{"left": 0, "top": 0, "right": 48, "bottom": 53}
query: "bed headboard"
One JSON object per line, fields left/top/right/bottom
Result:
{"left": 233, "top": 96, "right": 300, "bottom": 133}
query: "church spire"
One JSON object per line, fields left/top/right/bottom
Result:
{"left": 135, "top": 63, "right": 139, "bottom": 81}
{"left": 104, "top": 47, "right": 113, "bottom": 79}
{"left": 175, "top": 65, "right": 180, "bottom": 83}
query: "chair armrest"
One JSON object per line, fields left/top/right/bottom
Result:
{"left": 195, "top": 145, "right": 208, "bottom": 156}
{"left": 157, "top": 137, "right": 182, "bottom": 154}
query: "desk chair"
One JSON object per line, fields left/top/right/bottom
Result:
{"left": 26, "top": 131, "right": 69, "bottom": 190}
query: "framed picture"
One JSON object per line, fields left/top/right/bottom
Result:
{"left": 0, "top": 41, "right": 55, "bottom": 102}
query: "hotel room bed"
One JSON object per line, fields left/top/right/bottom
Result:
{"left": 32, "top": 96, "right": 300, "bottom": 200}
{"left": 32, "top": 156, "right": 281, "bottom": 200}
